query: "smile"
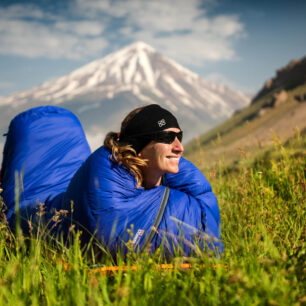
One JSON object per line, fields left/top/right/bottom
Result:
{"left": 167, "top": 156, "right": 180, "bottom": 160}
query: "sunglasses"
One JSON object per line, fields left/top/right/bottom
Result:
{"left": 142, "top": 131, "right": 183, "bottom": 144}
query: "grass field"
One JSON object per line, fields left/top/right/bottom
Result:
{"left": 0, "top": 134, "right": 305, "bottom": 305}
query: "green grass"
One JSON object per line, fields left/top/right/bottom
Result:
{"left": 0, "top": 135, "right": 305, "bottom": 305}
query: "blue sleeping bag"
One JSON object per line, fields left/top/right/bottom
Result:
{"left": 61, "top": 146, "right": 223, "bottom": 255}
{"left": 1, "top": 106, "right": 223, "bottom": 256}
{"left": 1, "top": 106, "right": 91, "bottom": 229}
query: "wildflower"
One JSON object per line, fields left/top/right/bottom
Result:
{"left": 27, "top": 220, "right": 33, "bottom": 235}
{"left": 36, "top": 202, "right": 46, "bottom": 217}
{"left": 52, "top": 209, "right": 68, "bottom": 223}
{"left": 49, "top": 209, "right": 69, "bottom": 231}
{"left": 68, "top": 224, "right": 75, "bottom": 233}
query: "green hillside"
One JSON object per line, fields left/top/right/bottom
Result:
{"left": 184, "top": 82, "right": 306, "bottom": 167}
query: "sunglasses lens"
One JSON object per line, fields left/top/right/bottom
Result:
{"left": 177, "top": 131, "right": 183, "bottom": 142}
{"left": 153, "top": 131, "right": 183, "bottom": 144}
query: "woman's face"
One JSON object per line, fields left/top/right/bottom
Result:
{"left": 139, "top": 127, "right": 184, "bottom": 176}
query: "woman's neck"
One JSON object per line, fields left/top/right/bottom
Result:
{"left": 142, "top": 168, "right": 163, "bottom": 189}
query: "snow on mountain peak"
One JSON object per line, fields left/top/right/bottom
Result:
{"left": 0, "top": 41, "right": 251, "bottom": 151}
{"left": 122, "top": 41, "right": 156, "bottom": 53}
{"left": 64, "top": 41, "right": 158, "bottom": 89}
{"left": 0, "top": 41, "right": 250, "bottom": 128}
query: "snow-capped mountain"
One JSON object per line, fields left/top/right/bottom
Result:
{"left": 0, "top": 41, "right": 250, "bottom": 150}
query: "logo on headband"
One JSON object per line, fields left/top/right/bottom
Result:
{"left": 158, "top": 119, "right": 166, "bottom": 127}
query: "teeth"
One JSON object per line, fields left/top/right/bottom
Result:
{"left": 168, "top": 157, "right": 179, "bottom": 160}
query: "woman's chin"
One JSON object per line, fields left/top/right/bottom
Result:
{"left": 165, "top": 165, "right": 179, "bottom": 174}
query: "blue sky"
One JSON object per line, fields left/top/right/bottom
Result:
{"left": 0, "top": 0, "right": 305, "bottom": 98}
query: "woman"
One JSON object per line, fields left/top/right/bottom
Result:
{"left": 62, "top": 104, "right": 223, "bottom": 256}
{"left": 104, "top": 104, "right": 184, "bottom": 189}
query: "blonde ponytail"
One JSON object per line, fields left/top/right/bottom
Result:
{"left": 104, "top": 131, "right": 147, "bottom": 188}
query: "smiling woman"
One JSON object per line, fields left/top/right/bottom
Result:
{"left": 104, "top": 104, "right": 184, "bottom": 189}
{"left": 138, "top": 128, "right": 183, "bottom": 189}
{"left": 62, "top": 104, "right": 223, "bottom": 257}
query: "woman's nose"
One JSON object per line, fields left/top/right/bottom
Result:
{"left": 172, "top": 137, "right": 184, "bottom": 153}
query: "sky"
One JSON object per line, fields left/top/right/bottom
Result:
{"left": 0, "top": 0, "right": 305, "bottom": 98}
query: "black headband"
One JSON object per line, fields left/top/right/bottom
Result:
{"left": 119, "top": 104, "right": 181, "bottom": 154}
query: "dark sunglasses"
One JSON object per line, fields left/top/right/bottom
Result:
{"left": 142, "top": 131, "right": 183, "bottom": 144}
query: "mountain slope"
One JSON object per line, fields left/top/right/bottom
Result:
{"left": 184, "top": 55, "right": 306, "bottom": 165}
{"left": 0, "top": 41, "right": 249, "bottom": 150}
{"left": 252, "top": 56, "right": 306, "bottom": 103}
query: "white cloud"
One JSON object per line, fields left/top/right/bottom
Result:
{"left": 0, "top": 12, "right": 108, "bottom": 59}
{"left": 125, "top": 27, "right": 238, "bottom": 64}
{"left": 74, "top": 0, "right": 128, "bottom": 18}
{"left": 75, "top": 0, "right": 245, "bottom": 63}
{"left": 54, "top": 21, "right": 105, "bottom": 36}
{"left": 125, "top": 1, "right": 201, "bottom": 32}
{"left": 0, "top": 0, "right": 245, "bottom": 63}
{"left": 0, "top": 4, "right": 45, "bottom": 19}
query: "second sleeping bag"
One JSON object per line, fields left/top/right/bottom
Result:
{"left": 1, "top": 106, "right": 91, "bottom": 231}
{"left": 62, "top": 146, "right": 223, "bottom": 256}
